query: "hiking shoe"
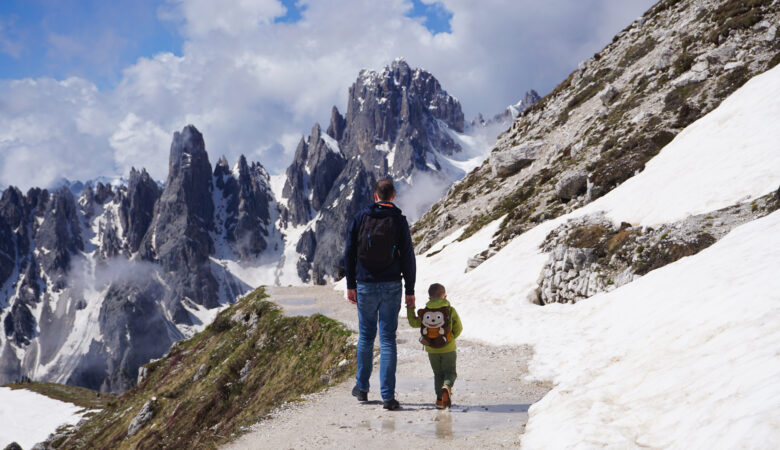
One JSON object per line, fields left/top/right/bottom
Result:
{"left": 435, "top": 399, "right": 445, "bottom": 409}
{"left": 351, "top": 385, "right": 368, "bottom": 402}
{"left": 441, "top": 385, "right": 452, "bottom": 408}
{"left": 383, "top": 399, "right": 400, "bottom": 410}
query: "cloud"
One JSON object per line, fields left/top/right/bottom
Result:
{"left": 109, "top": 113, "right": 172, "bottom": 181}
{"left": 0, "top": 0, "right": 656, "bottom": 191}
{"left": 163, "top": 0, "right": 287, "bottom": 36}
{"left": 0, "top": 77, "right": 117, "bottom": 189}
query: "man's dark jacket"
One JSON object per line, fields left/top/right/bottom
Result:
{"left": 344, "top": 202, "right": 416, "bottom": 295}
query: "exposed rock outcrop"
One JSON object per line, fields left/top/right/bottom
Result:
{"left": 140, "top": 125, "right": 219, "bottom": 309}
{"left": 535, "top": 191, "right": 780, "bottom": 304}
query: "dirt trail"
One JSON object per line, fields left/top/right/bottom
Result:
{"left": 224, "top": 285, "right": 551, "bottom": 449}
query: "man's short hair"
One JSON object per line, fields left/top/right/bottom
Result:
{"left": 428, "top": 283, "right": 446, "bottom": 299}
{"left": 375, "top": 179, "right": 395, "bottom": 201}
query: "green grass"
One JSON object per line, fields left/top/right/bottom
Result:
{"left": 619, "top": 37, "right": 657, "bottom": 68}
{"left": 663, "top": 82, "right": 704, "bottom": 113}
{"left": 4, "top": 382, "right": 117, "bottom": 410}
{"left": 54, "top": 288, "right": 356, "bottom": 449}
{"left": 673, "top": 51, "right": 695, "bottom": 76}
{"left": 708, "top": 0, "right": 773, "bottom": 43}
{"left": 768, "top": 51, "right": 780, "bottom": 70}
{"left": 714, "top": 65, "right": 752, "bottom": 101}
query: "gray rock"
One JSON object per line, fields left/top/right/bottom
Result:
{"left": 653, "top": 47, "right": 674, "bottom": 70}
{"left": 765, "top": 26, "right": 778, "bottom": 42}
{"left": 599, "top": 83, "right": 619, "bottom": 106}
{"left": 489, "top": 141, "right": 544, "bottom": 177}
{"left": 139, "top": 125, "right": 219, "bottom": 309}
{"left": 127, "top": 398, "right": 157, "bottom": 437}
{"left": 120, "top": 168, "right": 161, "bottom": 253}
{"left": 753, "top": 20, "right": 770, "bottom": 31}
{"left": 556, "top": 171, "right": 588, "bottom": 202}
{"left": 193, "top": 363, "right": 207, "bottom": 382}
{"left": 672, "top": 69, "right": 709, "bottom": 87}
{"left": 706, "top": 44, "right": 737, "bottom": 64}
{"left": 239, "top": 360, "right": 252, "bottom": 383}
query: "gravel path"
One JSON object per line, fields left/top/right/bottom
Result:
{"left": 224, "top": 285, "right": 551, "bottom": 449}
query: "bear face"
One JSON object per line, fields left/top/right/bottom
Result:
{"left": 422, "top": 310, "right": 445, "bottom": 328}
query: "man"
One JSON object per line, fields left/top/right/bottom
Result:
{"left": 344, "top": 179, "right": 416, "bottom": 410}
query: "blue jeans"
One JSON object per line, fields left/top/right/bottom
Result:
{"left": 355, "top": 280, "right": 402, "bottom": 401}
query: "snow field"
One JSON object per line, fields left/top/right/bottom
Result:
{"left": 0, "top": 387, "right": 86, "bottom": 449}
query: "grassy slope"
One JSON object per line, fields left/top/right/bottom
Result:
{"left": 3, "top": 382, "right": 116, "bottom": 410}
{"left": 54, "top": 287, "right": 355, "bottom": 449}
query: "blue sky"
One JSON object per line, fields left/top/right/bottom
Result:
{"left": 0, "top": 0, "right": 182, "bottom": 87}
{"left": 0, "top": 0, "right": 451, "bottom": 87}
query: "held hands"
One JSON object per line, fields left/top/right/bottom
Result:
{"left": 347, "top": 289, "right": 415, "bottom": 308}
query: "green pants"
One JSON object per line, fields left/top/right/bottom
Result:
{"left": 428, "top": 351, "right": 457, "bottom": 398}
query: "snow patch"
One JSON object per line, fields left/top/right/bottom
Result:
{"left": 0, "top": 387, "right": 87, "bottom": 449}
{"left": 320, "top": 133, "right": 341, "bottom": 155}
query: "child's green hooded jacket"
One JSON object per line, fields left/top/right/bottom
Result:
{"left": 407, "top": 297, "right": 462, "bottom": 354}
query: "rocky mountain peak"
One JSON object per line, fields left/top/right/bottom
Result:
{"left": 140, "top": 125, "right": 218, "bottom": 307}
{"left": 327, "top": 106, "right": 346, "bottom": 140}
{"left": 122, "top": 167, "right": 161, "bottom": 253}
{"left": 281, "top": 59, "right": 469, "bottom": 282}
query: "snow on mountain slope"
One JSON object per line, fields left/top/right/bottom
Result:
{"left": 0, "top": 387, "right": 85, "bottom": 448}
{"left": 521, "top": 207, "right": 780, "bottom": 449}
{"left": 408, "top": 61, "right": 780, "bottom": 447}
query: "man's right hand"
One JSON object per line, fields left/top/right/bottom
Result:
{"left": 347, "top": 289, "right": 357, "bottom": 305}
{"left": 405, "top": 294, "right": 415, "bottom": 309}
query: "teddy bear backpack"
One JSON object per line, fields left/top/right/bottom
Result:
{"left": 417, "top": 306, "right": 452, "bottom": 348}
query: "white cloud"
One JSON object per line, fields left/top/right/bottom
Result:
{"left": 109, "top": 113, "right": 172, "bottom": 181}
{"left": 0, "top": 0, "right": 656, "bottom": 190}
{"left": 0, "top": 77, "right": 117, "bottom": 189}
{"left": 163, "top": 0, "right": 287, "bottom": 37}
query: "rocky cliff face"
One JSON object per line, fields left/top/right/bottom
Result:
{"left": 412, "top": 0, "right": 780, "bottom": 268}
{"left": 280, "top": 58, "right": 469, "bottom": 283}
{"left": 0, "top": 125, "right": 279, "bottom": 392}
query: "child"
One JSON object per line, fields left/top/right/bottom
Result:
{"left": 407, "top": 283, "right": 462, "bottom": 409}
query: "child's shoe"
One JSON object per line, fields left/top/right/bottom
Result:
{"left": 441, "top": 385, "right": 452, "bottom": 408}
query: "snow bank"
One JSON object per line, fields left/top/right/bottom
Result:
{"left": 0, "top": 387, "right": 85, "bottom": 448}
{"left": 523, "top": 210, "right": 780, "bottom": 448}
{"left": 408, "top": 64, "right": 780, "bottom": 447}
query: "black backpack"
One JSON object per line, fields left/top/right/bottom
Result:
{"left": 357, "top": 214, "right": 399, "bottom": 270}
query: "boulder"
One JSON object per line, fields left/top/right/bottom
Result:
{"left": 653, "top": 47, "right": 673, "bottom": 70}
{"left": 556, "top": 171, "right": 588, "bottom": 201}
{"left": 706, "top": 44, "right": 737, "bottom": 64}
{"left": 127, "top": 398, "right": 157, "bottom": 437}
{"left": 599, "top": 84, "right": 619, "bottom": 106}
{"left": 672, "top": 69, "right": 709, "bottom": 87}
{"left": 489, "top": 141, "right": 544, "bottom": 177}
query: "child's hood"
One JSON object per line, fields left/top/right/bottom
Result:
{"left": 424, "top": 297, "right": 451, "bottom": 309}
